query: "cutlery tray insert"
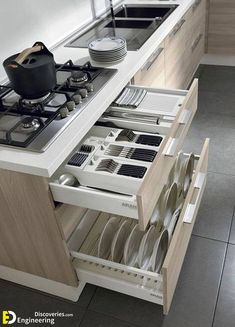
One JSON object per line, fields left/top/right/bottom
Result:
{"left": 63, "top": 126, "right": 164, "bottom": 194}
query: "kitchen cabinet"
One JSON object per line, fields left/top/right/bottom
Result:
{"left": 133, "top": 0, "right": 206, "bottom": 90}
{"left": 0, "top": 78, "right": 209, "bottom": 314}
{"left": 164, "top": 11, "right": 191, "bottom": 89}
{"left": 207, "top": 0, "right": 235, "bottom": 54}
{"left": 165, "top": 0, "right": 206, "bottom": 89}
{"left": 133, "top": 43, "right": 165, "bottom": 88}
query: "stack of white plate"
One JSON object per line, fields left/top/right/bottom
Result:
{"left": 88, "top": 37, "right": 127, "bottom": 64}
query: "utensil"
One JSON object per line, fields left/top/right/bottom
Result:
{"left": 113, "top": 87, "right": 147, "bottom": 108}
{"left": 116, "top": 129, "right": 163, "bottom": 147}
{"left": 138, "top": 225, "right": 157, "bottom": 269}
{"left": 58, "top": 173, "right": 79, "bottom": 187}
{"left": 182, "top": 153, "right": 194, "bottom": 197}
{"left": 105, "top": 145, "right": 157, "bottom": 162}
{"left": 98, "top": 216, "right": 120, "bottom": 259}
{"left": 111, "top": 220, "right": 131, "bottom": 262}
{"left": 103, "top": 111, "right": 160, "bottom": 125}
{"left": 150, "top": 184, "right": 168, "bottom": 228}
{"left": 163, "top": 182, "right": 178, "bottom": 228}
{"left": 149, "top": 229, "right": 169, "bottom": 273}
{"left": 123, "top": 224, "right": 144, "bottom": 266}
{"left": 3, "top": 42, "right": 56, "bottom": 99}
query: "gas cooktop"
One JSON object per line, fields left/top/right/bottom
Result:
{"left": 0, "top": 61, "right": 117, "bottom": 152}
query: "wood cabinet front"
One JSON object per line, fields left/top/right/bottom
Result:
{"left": 207, "top": 0, "right": 235, "bottom": 54}
{"left": 133, "top": 43, "right": 165, "bottom": 88}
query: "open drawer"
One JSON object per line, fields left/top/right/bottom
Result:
{"left": 70, "top": 139, "right": 209, "bottom": 314}
{"left": 50, "top": 80, "right": 198, "bottom": 230}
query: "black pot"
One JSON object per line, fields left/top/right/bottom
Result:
{"left": 3, "top": 42, "right": 57, "bottom": 99}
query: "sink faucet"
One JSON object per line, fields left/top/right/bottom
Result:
{"left": 106, "top": 0, "right": 116, "bottom": 35}
{"left": 108, "top": 0, "right": 115, "bottom": 21}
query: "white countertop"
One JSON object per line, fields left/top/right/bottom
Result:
{"left": 0, "top": 0, "right": 194, "bottom": 177}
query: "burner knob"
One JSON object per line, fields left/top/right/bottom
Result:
{"left": 66, "top": 100, "right": 76, "bottom": 112}
{"left": 73, "top": 94, "right": 82, "bottom": 104}
{"left": 85, "top": 83, "right": 94, "bottom": 92}
{"left": 78, "top": 89, "right": 88, "bottom": 98}
{"left": 59, "top": 107, "right": 69, "bottom": 119}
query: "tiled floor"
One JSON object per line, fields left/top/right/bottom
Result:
{"left": 1, "top": 64, "right": 235, "bottom": 326}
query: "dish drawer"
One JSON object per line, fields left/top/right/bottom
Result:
{"left": 50, "top": 80, "right": 198, "bottom": 230}
{"left": 71, "top": 139, "right": 209, "bottom": 314}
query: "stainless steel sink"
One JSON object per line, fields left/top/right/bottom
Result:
{"left": 115, "top": 4, "right": 175, "bottom": 19}
{"left": 104, "top": 19, "right": 155, "bottom": 29}
{"left": 66, "top": 4, "right": 178, "bottom": 51}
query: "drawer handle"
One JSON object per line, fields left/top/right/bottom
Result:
{"left": 191, "top": 34, "right": 203, "bottom": 52}
{"left": 163, "top": 137, "right": 179, "bottom": 157}
{"left": 178, "top": 109, "right": 191, "bottom": 124}
{"left": 183, "top": 172, "right": 206, "bottom": 224}
{"left": 142, "top": 47, "right": 164, "bottom": 71}
{"left": 171, "top": 19, "right": 186, "bottom": 37}
{"left": 192, "top": 0, "right": 202, "bottom": 11}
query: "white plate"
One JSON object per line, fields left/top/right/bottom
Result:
{"left": 167, "top": 208, "right": 180, "bottom": 241}
{"left": 163, "top": 182, "right": 178, "bottom": 228}
{"left": 150, "top": 184, "right": 168, "bottom": 227}
{"left": 138, "top": 225, "right": 157, "bottom": 269}
{"left": 182, "top": 153, "right": 194, "bottom": 197}
{"left": 89, "top": 37, "right": 126, "bottom": 51}
{"left": 89, "top": 45, "right": 127, "bottom": 54}
{"left": 123, "top": 224, "right": 144, "bottom": 267}
{"left": 149, "top": 229, "right": 169, "bottom": 273}
{"left": 111, "top": 219, "right": 131, "bottom": 262}
{"left": 90, "top": 53, "right": 127, "bottom": 62}
{"left": 97, "top": 216, "right": 120, "bottom": 259}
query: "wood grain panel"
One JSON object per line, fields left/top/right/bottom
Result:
{"left": 133, "top": 43, "right": 165, "bottom": 88}
{"left": 162, "top": 139, "right": 209, "bottom": 314}
{"left": 0, "top": 169, "right": 78, "bottom": 286}
{"left": 207, "top": 0, "right": 235, "bottom": 54}
{"left": 137, "top": 80, "right": 198, "bottom": 230}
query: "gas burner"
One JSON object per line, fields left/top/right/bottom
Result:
{"left": 22, "top": 93, "right": 51, "bottom": 106}
{"left": 20, "top": 117, "right": 41, "bottom": 133}
{"left": 68, "top": 71, "right": 89, "bottom": 87}
{"left": 0, "top": 60, "right": 117, "bottom": 152}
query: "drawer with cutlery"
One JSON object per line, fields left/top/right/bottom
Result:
{"left": 50, "top": 80, "right": 198, "bottom": 230}
{"left": 68, "top": 139, "right": 209, "bottom": 314}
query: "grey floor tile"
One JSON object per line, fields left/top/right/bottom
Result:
{"left": 183, "top": 111, "right": 235, "bottom": 175}
{"left": 213, "top": 244, "right": 235, "bottom": 327}
{"left": 197, "top": 90, "right": 235, "bottom": 117}
{"left": 162, "top": 236, "right": 226, "bottom": 327}
{"left": 192, "top": 172, "right": 235, "bottom": 242}
{"left": 80, "top": 310, "right": 138, "bottom": 327}
{"left": 199, "top": 65, "right": 235, "bottom": 93}
{"left": 0, "top": 279, "right": 85, "bottom": 326}
{"left": 88, "top": 236, "right": 226, "bottom": 327}
{"left": 77, "top": 284, "right": 97, "bottom": 308}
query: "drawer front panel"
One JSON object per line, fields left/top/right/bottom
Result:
{"left": 162, "top": 138, "right": 209, "bottom": 314}
{"left": 134, "top": 44, "right": 165, "bottom": 88}
{"left": 50, "top": 81, "right": 198, "bottom": 230}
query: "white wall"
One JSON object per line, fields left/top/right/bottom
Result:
{"left": 0, "top": 0, "right": 121, "bottom": 82}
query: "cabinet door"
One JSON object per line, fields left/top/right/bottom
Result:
{"left": 133, "top": 44, "right": 165, "bottom": 88}
{"left": 184, "top": 0, "right": 206, "bottom": 86}
{"left": 207, "top": 0, "right": 235, "bottom": 54}
{"left": 165, "top": 9, "right": 192, "bottom": 89}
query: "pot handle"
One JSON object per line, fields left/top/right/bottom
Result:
{"left": 9, "top": 45, "right": 43, "bottom": 68}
